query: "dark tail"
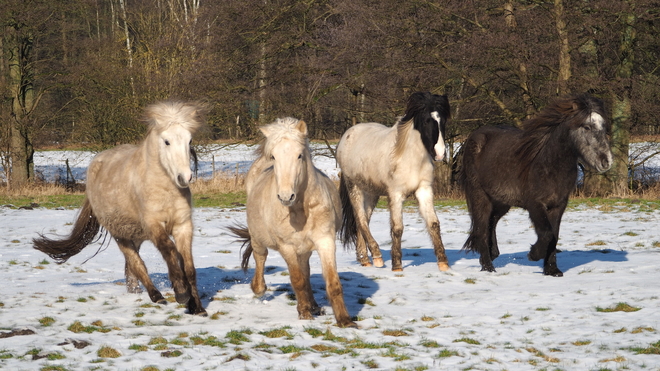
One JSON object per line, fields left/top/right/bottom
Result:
{"left": 33, "top": 198, "right": 101, "bottom": 263}
{"left": 457, "top": 139, "right": 477, "bottom": 253}
{"left": 227, "top": 224, "right": 253, "bottom": 272}
{"left": 338, "top": 174, "right": 357, "bottom": 249}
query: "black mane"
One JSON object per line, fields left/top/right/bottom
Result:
{"left": 400, "top": 92, "right": 450, "bottom": 158}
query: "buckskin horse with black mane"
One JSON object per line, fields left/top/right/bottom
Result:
{"left": 460, "top": 94, "right": 613, "bottom": 277}
{"left": 337, "top": 91, "right": 451, "bottom": 272}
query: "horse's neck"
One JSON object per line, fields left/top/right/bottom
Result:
{"left": 537, "top": 128, "right": 579, "bottom": 170}
{"left": 393, "top": 123, "right": 427, "bottom": 161}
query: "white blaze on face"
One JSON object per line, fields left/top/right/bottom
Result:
{"left": 590, "top": 112, "right": 605, "bottom": 131}
{"left": 430, "top": 111, "right": 445, "bottom": 161}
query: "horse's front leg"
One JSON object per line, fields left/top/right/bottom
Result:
{"left": 388, "top": 192, "right": 405, "bottom": 271}
{"left": 542, "top": 205, "right": 565, "bottom": 277}
{"left": 250, "top": 243, "right": 268, "bottom": 297}
{"left": 527, "top": 204, "right": 563, "bottom": 277}
{"left": 149, "top": 224, "right": 192, "bottom": 304}
{"left": 415, "top": 186, "right": 449, "bottom": 271}
{"left": 315, "top": 236, "right": 357, "bottom": 328}
{"left": 173, "top": 221, "right": 207, "bottom": 316}
{"left": 116, "top": 238, "right": 166, "bottom": 304}
{"left": 298, "top": 251, "right": 323, "bottom": 315}
{"left": 280, "top": 248, "right": 316, "bottom": 320}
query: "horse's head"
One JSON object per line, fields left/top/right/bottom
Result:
{"left": 403, "top": 92, "right": 451, "bottom": 161}
{"left": 260, "top": 118, "right": 309, "bottom": 207}
{"left": 145, "top": 101, "right": 204, "bottom": 189}
{"left": 567, "top": 95, "right": 613, "bottom": 173}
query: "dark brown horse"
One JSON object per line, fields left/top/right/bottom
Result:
{"left": 460, "top": 95, "right": 612, "bottom": 276}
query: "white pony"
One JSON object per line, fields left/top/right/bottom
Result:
{"left": 34, "top": 101, "right": 206, "bottom": 315}
{"left": 337, "top": 91, "right": 451, "bottom": 272}
{"left": 230, "top": 117, "right": 357, "bottom": 328}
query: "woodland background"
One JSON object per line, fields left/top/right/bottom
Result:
{"left": 1, "top": 0, "right": 659, "bottom": 195}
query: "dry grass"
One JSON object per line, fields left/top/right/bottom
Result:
{"left": 190, "top": 172, "right": 246, "bottom": 194}
{"left": 0, "top": 182, "right": 83, "bottom": 198}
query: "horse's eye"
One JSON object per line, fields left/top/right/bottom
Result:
{"left": 271, "top": 155, "right": 275, "bottom": 160}
{"left": 164, "top": 140, "right": 171, "bottom": 146}
{"left": 583, "top": 125, "right": 591, "bottom": 131}
{"left": 298, "top": 154, "right": 302, "bottom": 159}
{"left": 189, "top": 139, "right": 192, "bottom": 145}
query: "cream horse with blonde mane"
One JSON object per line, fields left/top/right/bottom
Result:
{"left": 34, "top": 101, "right": 206, "bottom": 315}
{"left": 230, "top": 117, "right": 356, "bottom": 328}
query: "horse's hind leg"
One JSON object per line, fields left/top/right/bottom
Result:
{"left": 362, "top": 192, "right": 383, "bottom": 267}
{"left": 173, "top": 221, "right": 207, "bottom": 316}
{"left": 116, "top": 238, "right": 166, "bottom": 304}
{"left": 465, "top": 188, "right": 496, "bottom": 272}
{"left": 415, "top": 185, "right": 449, "bottom": 271}
{"left": 489, "top": 203, "right": 511, "bottom": 261}
{"left": 349, "top": 186, "right": 383, "bottom": 267}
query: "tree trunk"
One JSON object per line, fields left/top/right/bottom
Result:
{"left": 6, "top": 25, "right": 36, "bottom": 188}
{"left": 582, "top": 7, "right": 635, "bottom": 197}
{"left": 554, "top": 0, "right": 571, "bottom": 96}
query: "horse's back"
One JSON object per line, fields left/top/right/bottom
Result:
{"left": 337, "top": 123, "right": 395, "bottom": 189}
{"left": 462, "top": 125, "right": 525, "bottom": 203}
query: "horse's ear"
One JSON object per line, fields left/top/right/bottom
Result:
{"left": 260, "top": 125, "right": 272, "bottom": 138}
{"left": 295, "top": 120, "right": 308, "bottom": 136}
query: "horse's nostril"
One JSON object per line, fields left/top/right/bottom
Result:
{"left": 289, "top": 194, "right": 295, "bottom": 201}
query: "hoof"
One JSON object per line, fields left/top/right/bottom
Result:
{"left": 311, "top": 306, "right": 326, "bottom": 316}
{"left": 391, "top": 266, "right": 403, "bottom": 272}
{"left": 149, "top": 290, "right": 166, "bottom": 305}
{"left": 528, "top": 246, "right": 544, "bottom": 261}
{"left": 359, "top": 261, "right": 372, "bottom": 267}
{"left": 543, "top": 267, "right": 564, "bottom": 277}
{"left": 188, "top": 302, "right": 207, "bottom": 316}
{"left": 298, "top": 312, "right": 314, "bottom": 320}
{"left": 480, "top": 265, "right": 496, "bottom": 273}
{"left": 192, "top": 308, "right": 208, "bottom": 316}
{"left": 372, "top": 257, "right": 384, "bottom": 268}
{"left": 337, "top": 320, "right": 358, "bottom": 328}
{"left": 175, "top": 291, "right": 191, "bottom": 304}
{"left": 437, "top": 262, "right": 450, "bottom": 272}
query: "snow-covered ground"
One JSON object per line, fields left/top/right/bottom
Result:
{"left": 2, "top": 145, "right": 660, "bottom": 370}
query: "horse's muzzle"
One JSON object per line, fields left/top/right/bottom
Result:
{"left": 176, "top": 173, "right": 192, "bottom": 188}
{"left": 278, "top": 192, "right": 296, "bottom": 206}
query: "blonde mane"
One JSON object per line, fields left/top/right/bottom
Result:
{"left": 143, "top": 101, "right": 204, "bottom": 134}
{"left": 392, "top": 118, "right": 414, "bottom": 160}
{"left": 258, "top": 117, "right": 309, "bottom": 158}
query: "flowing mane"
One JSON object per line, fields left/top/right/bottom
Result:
{"left": 255, "top": 117, "right": 308, "bottom": 159}
{"left": 393, "top": 92, "right": 451, "bottom": 160}
{"left": 143, "top": 101, "right": 204, "bottom": 134}
{"left": 514, "top": 95, "right": 607, "bottom": 173}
